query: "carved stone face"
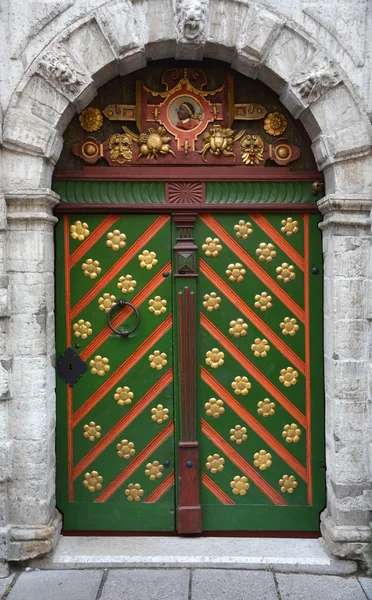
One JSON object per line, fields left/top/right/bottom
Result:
{"left": 179, "top": 2, "right": 205, "bottom": 40}
{"left": 109, "top": 134, "right": 133, "bottom": 164}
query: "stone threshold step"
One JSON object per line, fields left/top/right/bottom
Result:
{"left": 30, "top": 536, "right": 357, "bottom": 575}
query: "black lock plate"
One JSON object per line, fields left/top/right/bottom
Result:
{"left": 57, "top": 347, "right": 87, "bottom": 386}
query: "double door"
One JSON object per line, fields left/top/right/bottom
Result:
{"left": 56, "top": 211, "right": 324, "bottom": 532}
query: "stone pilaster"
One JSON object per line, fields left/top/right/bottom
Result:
{"left": 4, "top": 190, "right": 62, "bottom": 565}
{"left": 318, "top": 195, "right": 372, "bottom": 570}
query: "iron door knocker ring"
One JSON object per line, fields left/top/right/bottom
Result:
{"left": 107, "top": 299, "right": 140, "bottom": 337}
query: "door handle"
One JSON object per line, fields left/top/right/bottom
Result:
{"left": 107, "top": 299, "right": 140, "bottom": 337}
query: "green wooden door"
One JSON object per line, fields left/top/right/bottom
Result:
{"left": 56, "top": 213, "right": 175, "bottom": 530}
{"left": 56, "top": 206, "right": 324, "bottom": 532}
{"left": 194, "top": 212, "right": 325, "bottom": 530}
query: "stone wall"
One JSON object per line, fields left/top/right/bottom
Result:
{"left": 0, "top": 0, "right": 371, "bottom": 576}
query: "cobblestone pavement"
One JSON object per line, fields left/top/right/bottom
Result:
{"left": 0, "top": 569, "right": 371, "bottom": 600}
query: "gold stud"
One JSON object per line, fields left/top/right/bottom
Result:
{"left": 202, "top": 237, "right": 223, "bottom": 257}
{"left": 280, "top": 317, "right": 299, "bottom": 336}
{"left": 254, "top": 292, "right": 272, "bottom": 311}
{"left": 148, "top": 296, "right": 167, "bottom": 316}
{"left": 255, "top": 242, "right": 276, "bottom": 263}
{"left": 257, "top": 398, "right": 276, "bottom": 418}
{"left": 151, "top": 404, "right": 169, "bottom": 424}
{"left": 230, "top": 475, "right": 249, "bottom": 495}
{"left": 234, "top": 220, "right": 253, "bottom": 239}
{"left": 282, "top": 423, "right": 301, "bottom": 443}
{"left": 206, "top": 454, "right": 225, "bottom": 474}
{"left": 70, "top": 221, "right": 90, "bottom": 241}
{"left": 149, "top": 351, "right": 167, "bottom": 370}
{"left": 281, "top": 217, "right": 299, "bottom": 236}
{"left": 125, "top": 483, "right": 144, "bottom": 502}
{"left": 138, "top": 250, "right": 158, "bottom": 270}
{"left": 231, "top": 376, "right": 251, "bottom": 396}
{"left": 276, "top": 263, "right": 295, "bottom": 283}
{"left": 230, "top": 425, "right": 248, "bottom": 445}
{"left": 116, "top": 439, "right": 135, "bottom": 460}
{"left": 114, "top": 386, "right": 133, "bottom": 406}
{"left": 279, "top": 474, "right": 298, "bottom": 494}
{"left": 229, "top": 318, "right": 248, "bottom": 338}
{"left": 82, "top": 471, "right": 103, "bottom": 492}
{"left": 205, "top": 398, "right": 225, "bottom": 419}
{"left": 83, "top": 422, "right": 101, "bottom": 441}
{"left": 205, "top": 348, "right": 224, "bottom": 369}
{"left": 117, "top": 274, "right": 137, "bottom": 294}
{"left": 145, "top": 460, "right": 164, "bottom": 480}
{"left": 98, "top": 293, "right": 116, "bottom": 313}
{"left": 82, "top": 258, "right": 101, "bottom": 279}
{"left": 203, "top": 292, "right": 221, "bottom": 312}
{"left": 226, "top": 263, "right": 246, "bottom": 283}
{"left": 279, "top": 367, "right": 298, "bottom": 387}
{"left": 73, "top": 319, "right": 92, "bottom": 339}
{"left": 89, "top": 355, "right": 110, "bottom": 376}
{"left": 253, "top": 450, "right": 272, "bottom": 470}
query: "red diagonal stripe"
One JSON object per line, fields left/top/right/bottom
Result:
{"left": 145, "top": 471, "right": 175, "bottom": 503}
{"left": 200, "top": 259, "right": 305, "bottom": 374}
{"left": 71, "top": 215, "right": 169, "bottom": 320}
{"left": 69, "top": 215, "right": 120, "bottom": 268}
{"left": 249, "top": 214, "right": 304, "bottom": 270}
{"left": 202, "top": 419, "right": 287, "bottom": 505}
{"left": 201, "top": 367, "right": 307, "bottom": 481}
{"left": 202, "top": 472, "right": 235, "bottom": 505}
{"left": 200, "top": 215, "right": 305, "bottom": 322}
{"left": 95, "top": 420, "right": 174, "bottom": 502}
{"left": 72, "top": 314, "right": 172, "bottom": 427}
{"left": 80, "top": 261, "right": 171, "bottom": 361}
{"left": 73, "top": 369, "right": 173, "bottom": 479}
{"left": 201, "top": 313, "right": 306, "bottom": 428}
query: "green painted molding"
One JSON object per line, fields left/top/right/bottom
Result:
{"left": 52, "top": 181, "right": 166, "bottom": 204}
{"left": 205, "top": 182, "right": 316, "bottom": 204}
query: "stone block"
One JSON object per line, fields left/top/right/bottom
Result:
{"left": 65, "top": 19, "right": 118, "bottom": 88}
{"left": 2, "top": 151, "right": 55, "bottom": 193}
{"left": 7, "top": 570, "right": 103, "bottom": 600}
{"left": 0, "top": 442, "right": 12, "bottom": 483}
{"left": 17, "top": 76, "right": 73, "bottom": 132}
{"left": 324, "top": 156, "right": 372, "bottom": 196}
{"left": 332, "top": 236, "right": 370, "bottom": 279}
{"left": 12, "top": 439, "right": 51, "bottom": 481}
{"left": 3, "top": 109, "right": 62, "bottom": 163}
{"left": 333, "top": 320, "right": 368, "bottom": 360}
{"left": 207, "top": 0, "right": 249, "bottom": 56}
{"left": 192, "top": 569, "right": 277, "bottom": 600}
{"left": 100, "top": 569, "right": 190, "bottom": 600}
{"left": 332, "top": 279, "right": 367, "bottom": 320}
{"left": 311, "top": 85, "right": 362, "bottom": 134}
{"left": 267, "top": 27, "right": 316, "bottom": 83}
{"left": 0, "top": 362, "right": 10, "bottom": 400}
{"left": 11, "top": 357, "right": 50, "bottom": 398}
{"left": 8, "top": 314, "right": 48, "bottom": 356}
{"left": 9, "top": 480, "right": 55, "bottom": 526}
{"left": 6, "top": 229, "right": 54, "bottom": 274}
{"left": 333, "top": 442, "right": 369, "bottom": 484}
{"left": 96, "top": 0, "right": 144, "bottom": 62}
{"left": 358, "top": 577, "right": 372, "bottom": 599}
{"left": 333, "top": 360, "right": 369, "bottom": 399}
{"left": 236, "top": 3, "right": 284, "bottom": 60}
{"left": 276, "top": 572, "right": 366, "bottom": 600}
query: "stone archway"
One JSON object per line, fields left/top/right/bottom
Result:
{"left": 1, "top": 0, "right": 372, "bottom": 573}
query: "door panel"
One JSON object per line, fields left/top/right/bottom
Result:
{"left": 56, "top": 214, "right": 176, "bottom": 530}
{"left": 195, "top": 213, "right": 324, "bottom": 531}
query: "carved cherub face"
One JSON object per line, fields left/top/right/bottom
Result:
{"left": 109, "top": 133, "right": 133, "bottom": 164}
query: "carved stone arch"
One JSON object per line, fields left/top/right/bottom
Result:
{"left": 1, "top": 0, "right": 372, "bottom": 574}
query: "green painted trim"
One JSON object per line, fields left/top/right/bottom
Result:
{"left": 206, "top": 182, "right": 316, "bottom": 204}
{"left": 53, "top": 181, "right": 166, "bottom": 204}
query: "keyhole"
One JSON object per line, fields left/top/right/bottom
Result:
{"left": 68, "top": 364, "right": 73, "bottom": 370}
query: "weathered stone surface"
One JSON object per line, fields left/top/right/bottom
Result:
{"left": 7, "top": 569, "right": 103, "bottom": 600}
{"left": 100, "top": 569, "right": 189, "bottom": 600}
{"left": 276, "top": 572, "right": 366, "bottom": 600}
{"left": 192, "top": 569, "right": 277, "bottom": 600}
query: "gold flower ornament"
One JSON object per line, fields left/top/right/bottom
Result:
{"left": 70, "top": 220, "right": 89, "bottom": 241}
{"left": 202, "top": 237, "right": 222, "bottom": 257}
{"left": 279, "top": 367, "right": 298, "bottom": 387}
{"left": 253, "top": 450, "right": 272, "bottom": 470}
{"left": 203, "top": 292, "right": 221, "bottom": 312}
{"left": 89, "top": 355, "right": 110, "bottom": 376}
{"left": 117, "top": 274, "right": 136, "bottom": 294}
{"left": 151, "top": 404, "right": 169, "bottom": 424}
{"left": 145, "top": 461, "right": 164, "bottom": 480}
{"left": 279, "top": 474, "right": 298, "bottom": 494}
{"left": 205, "top": 348, "right": 224, "bottom": 369}
{"left": 276, "top": 263, "right": 296, "bottom": 283}
{"left": 281, "top": 217, "right": 299, "bottom": 236}
{"left": 264, "top": 112, "right": 287, "bottom": 136}
{"left": 106, "top": 230, "right": 126, "bottom": 251}
{"left": 139, "top": 250, "right": 158, "bottom": 270}
{"left": 82, "top": 258, "right": 101, "bottom": 279}
{"left": 282, "top": 423, "right": 301, "bottom": 443}
{"left": 254, "top": 292, "right": 272, "bottom": 311}
{"left": 83, "top": 471, "right": 103, "bottom": 492}
{"left": 114, "top": 386, "right": 133, "bottom": 406}
{"left": 205, "top": 398, "right": 225, "bottom": 419}
{"left": 116, "top": 439, "right": 135, "bottom": 460}
{"left": 280, "top": 317, "right": 299, "bottom": 336}
{"left": 230, "top": 425, "right": 248, "bottom": 445}
{"left": 83, "top": 422, "right": 101, "bottom": 442}
{"left": 79, "top": 107, "right": 103, "bottom": 132}
{"left": 73, "top": 319, "right": 92, "bottom": 339}
{"left": 148, "top": 296, "right": 167, "bottom": 316}
{"left": 231, "top": 376, "right": 251, "bottom": 396}
{"left": 257, "top": 398, "right": 276, "bottom": 418}
{"left": 234, "top": 220, "right": 253, "bottom": 239}
{"left": 149, "top": 351, "right": 167, "bottom": 370}
{"left": 255, "top": 242, "right": 276, "bottom": 263}
{"left": 230, "top": 475, "right": 250, "bottom": 496}
{"left": 229, "top": 318, "right": 248, "bottom": 338}
{"left": 206, "top": 454, "right": 225, "bottom": 474}
{"left": 226, "top": 263, "right": 246, "bottom": 283}
{"left": 251, "top": 338, "right": 270, "bottom": 358}
{"left": 125, "top": 483, "right": 144, "bottom": 502}
{"left": 98, "top": 293, "right": 116, "bottom": 313}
